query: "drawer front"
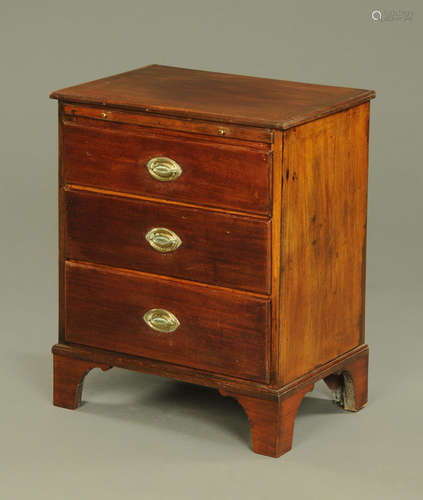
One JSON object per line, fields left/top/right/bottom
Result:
{"left": 65, "top": 261, "right": 270, "bottom": 382}
{"left": 64, "top": 189, "right": 271, "bottom": 294}
{"left": 63, "top": 120, "right": 271, "bottom": 215}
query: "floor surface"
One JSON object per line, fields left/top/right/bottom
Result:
{"left": 2, "top": 284, "right": 422, "bottom": 500}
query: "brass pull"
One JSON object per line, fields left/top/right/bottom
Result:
{"left": 146, "top": 157, "right": 182, "bottom": 181}
{"left": 143, "top": 308, "right": 180, "bottom": 333}
{"left": 145, "top": 227, "right": 182, "bottom": 253}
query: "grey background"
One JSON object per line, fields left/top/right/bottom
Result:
{"left": 1, "top": 1, "right": 421, "bottom": 498}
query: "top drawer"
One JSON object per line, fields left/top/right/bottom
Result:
{"left": 62, "top": 117, "right": 272, "bottom": 216}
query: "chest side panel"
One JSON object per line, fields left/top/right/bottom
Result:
{"left": 279, "top": 102, "right": 370, "bottom": 384}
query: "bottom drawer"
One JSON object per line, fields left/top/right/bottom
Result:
{"left": 65, "top": 261, "right": 270, "bottom": 382}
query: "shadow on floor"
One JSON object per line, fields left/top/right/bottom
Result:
{"left": 21, "top": 351, "right": 343, "bottom": 449}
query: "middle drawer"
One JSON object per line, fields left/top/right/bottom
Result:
{"left": 64, "top": 188, "right": 271, "bottom": 294}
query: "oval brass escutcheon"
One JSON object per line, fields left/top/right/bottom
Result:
{"left": 146, "top": 157, "right": 182, "bottom": 181}
{"left": 143, "top": 308, "right": 180, "bottom": 333}
{"left": 145, "top": 227, "right": 182, "bottom": 253}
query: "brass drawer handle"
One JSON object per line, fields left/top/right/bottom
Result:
{"left": 146, "top": 157, "right": 182, "bottom": 181}
{"left": 145, "top": 227, "right": 182, "bottom": 253}
{"left": 143, "top": 308, "right": 180, "bottom": 333}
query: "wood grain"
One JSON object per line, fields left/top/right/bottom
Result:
{"left": 53, "top": 353, "right": 111, "bottom": 409}
{"left": 220, "top": 385, "right": 314, "bottom": 457}
{"left": 52, "top": 343, "right": 368, "bottom": 402}
{"left": 58, "top": 102, "right": 66, "bottom": 342}
{"left": 279, "top": 103, "right": 370, "bottom": 383}
{"left": 64, "top": 187, "right": 271, "bottom": 294}
{"left": 52, "top": 342, "right": 368, "bottom": 455}
{"left": 63, "top": 118, "right": 272, "bottom": 216}
{"left": 323, "top": 348, "right": 368, "bottom": 411}
{"left": 50, "top": 64, "right": 375, "bottom": 129}
{"left": 270, "top": 130, "right": 283, "bottom": 383}
{"left": 63, "top": 103, "right": 272, "bottom": 143}
{"left": 65, "top": 261, "right": 271, "bottom": 382}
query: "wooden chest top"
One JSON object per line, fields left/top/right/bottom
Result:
{"left": 50, "top": 64, "right": 375, "bottom": 129}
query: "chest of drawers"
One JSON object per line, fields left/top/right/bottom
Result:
{"left": 50, "top": 65, "right": 375, "bottom": 457}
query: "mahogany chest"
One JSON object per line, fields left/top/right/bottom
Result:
{"left": 50, "top": 65, "right": 375, "bottom": 457}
